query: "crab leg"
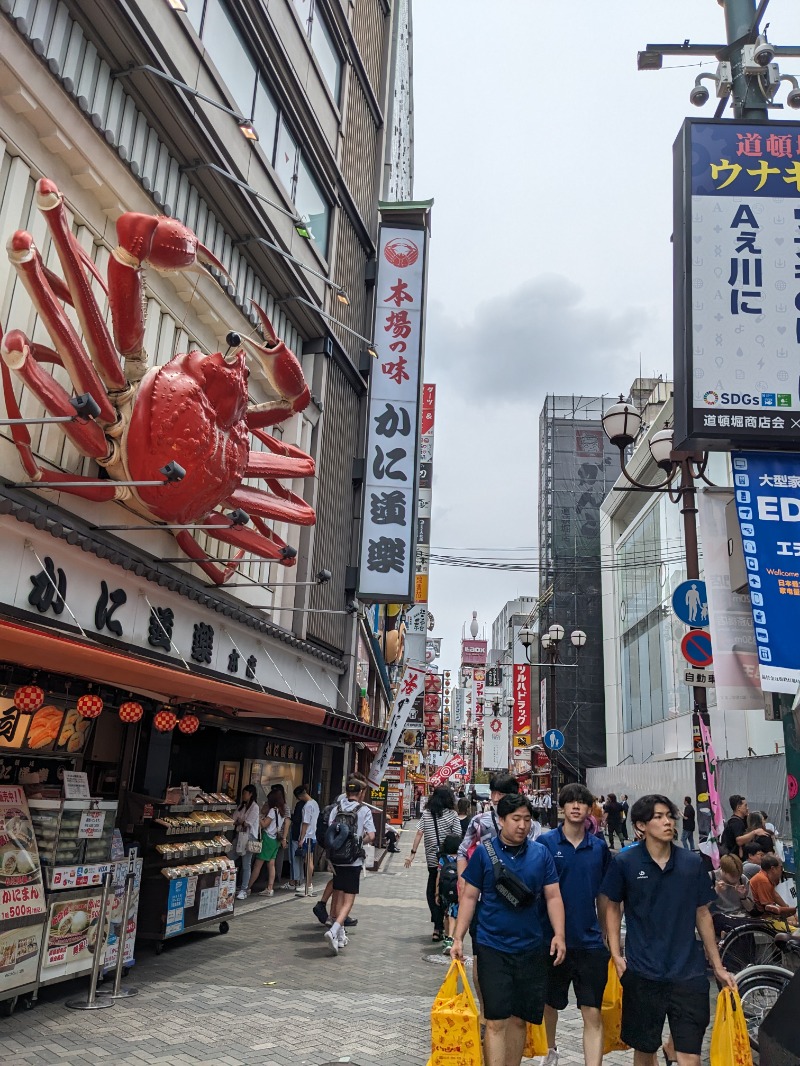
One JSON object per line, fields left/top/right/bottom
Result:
{"left": 1, "top": 330, "right": 111, "bottom": 460}
{"left": 7, "top": 233, "right": 117, "bottom": 424}
{"left": 241, "top": 304, "right": 310, "bottom": 423}
{"left": 175, "top": 512, "right": 297, "bottom": 586}
{"left": 35, "top": 179, "right": 126, "bottom": 392}
{"left": 1, "top": 358, "right": 119, "bottom": 501}
{"left": 226, "top": 483, "right": 315, "bottom": 526}
{"left": 246, "top": 430, "right": 315, "bottom": 479}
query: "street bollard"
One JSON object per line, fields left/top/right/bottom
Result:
{"left": 97, "top": 871, "right": 138, "bottom": 1000}
{"left": 65, "top": 871, "right": 115, "bottom": 1011}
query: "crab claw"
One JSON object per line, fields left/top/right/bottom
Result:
{"left": 241, "top": 302, "right": 310, "bottom": 422}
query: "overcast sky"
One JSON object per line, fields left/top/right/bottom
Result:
{"left": 412, "top": 0, "right": 796, "bottom": 672}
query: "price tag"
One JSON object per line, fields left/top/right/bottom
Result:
{"left": 78, "top": 809, "right": 106, "bottom": 839}
{"left": 63, "top": 771, "right": 90, "bottom": 799}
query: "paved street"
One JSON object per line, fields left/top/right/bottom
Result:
{"left": 1, "top": 830, "right": 673, "bottom": 1066}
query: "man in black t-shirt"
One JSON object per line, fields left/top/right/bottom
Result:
{"left": 721, "top": 795, "right": 761, "bottom": 859}
{"left": 681, "top": 797, "right": 696, "bottom": 851}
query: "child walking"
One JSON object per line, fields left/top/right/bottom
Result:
{"left": 436, "top": 834, "right": 461, "bottom": 954}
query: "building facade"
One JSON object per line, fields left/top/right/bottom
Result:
{"left": 600, "top": 381, "right": 783, "bottom": 765}
{"left": 537, "top": 394, "right": 618, "bottom": 779}
{"left": 0, "top": 0, "right": 409, "bottom": 804}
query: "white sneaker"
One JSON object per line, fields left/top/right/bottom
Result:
{"left": 324, "top": 929, "right": 339, "bottom": 956}
{"left": 536, "top": 1051, "right": 558, "bottom": 1066}
{"left": 338, "top": 933, "right": 349, "bottom": 949}
{"left": 236, "top": 889, "right": 248, "bottom": 900}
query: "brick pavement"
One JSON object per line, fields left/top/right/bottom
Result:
{"left": 0, "top": 828, "right": 715, "bottom": 1065}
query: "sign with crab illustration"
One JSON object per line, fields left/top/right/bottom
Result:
{"left": 0, "top": 179, "right": 315, "bottom": 585}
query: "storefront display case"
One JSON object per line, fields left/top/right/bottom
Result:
{"left": 29, "top": 799, "right": 118, "bottom": 882}
{"left": 127, "top": 791, "right": 236, "bottom": 951}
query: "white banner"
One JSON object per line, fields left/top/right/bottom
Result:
{"left": 429, "top": 753, "right": 466, "bottom": 787}
{"left": 367, "top": 661, "right": 426, "bottom": 786}
{"left": 697, "top": 489, "right": 763, "bottom": 710}
{"left": 483, "top": 711, "right": 510, "bottom": 772}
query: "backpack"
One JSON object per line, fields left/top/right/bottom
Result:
{"left": 439, "top": 857, "right": 459, "bottom": 907}
{"left": 324, "top": 802, "right": 364, "bottom": 864}
{"left": 316, "top": 803, "right": 335, "bottom": 847}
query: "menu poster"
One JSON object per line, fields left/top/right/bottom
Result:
{"left": 102, "top": 859, "right": 142, "bottom": 972}
{"left": 62, "top": 772, "right": 90, "bottom": 800}
{"left": 40, "top": 890, "right": 109, "bottom": 980}
{"left": 165, "top": 876, "right": 187, "bottom": 939}
{"left": 0, "top": 785, "right": 46, "bottom": 921}
{"left": 0, "top": 920, "right": 44, "bottom": 992}
{"left": 197, "top": 885, "right": 218, "bottom": 922}
{"left": 218, "top": 866, "right": 235, "bottom": 914}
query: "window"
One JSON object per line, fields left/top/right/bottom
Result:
{"left": 184, "top": 0, "right": 204, "bottom": 33}
{"left": 292, "top": 0, "right": 342, "bottom": 101}
{"left": 295, "top": 158, "right": 330, "bottom": 258}
{"left": 201, "top": 0, "right": 257, "bottom": 116}
{"left": 274, "top": 118, "right": 299, "bottom": 195}
{"left": 253, "top": 77, "right": 279, "bottom": 161}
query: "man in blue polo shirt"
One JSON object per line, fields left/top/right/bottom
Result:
{"left": 601, "top": 794, "right": 736, "bottom": 1066}
{"left": 537, "top": 783, "right": 611, "bottom": 1066}
{"left": 451, "top": 794, "right": 566, "bottom": 1066}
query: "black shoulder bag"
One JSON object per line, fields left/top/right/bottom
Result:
{"left": 484, "top": 838, "right": 537, "bottom": 910}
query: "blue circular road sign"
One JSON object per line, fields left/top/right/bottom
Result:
{"left": 543, "top": 729, "right": 565, "bottom": 751}
{"left": 671, "top": 580, "right": 709, "bottom": 627}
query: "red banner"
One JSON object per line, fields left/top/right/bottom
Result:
{"left": 513, "top": 664, "right": 531, "bottom": 738}
{"left": 429, "top": 753, "right": 466, "bottom": 787}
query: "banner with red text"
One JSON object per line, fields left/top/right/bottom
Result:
{"left": 429, "top": 753, "right": 466, "bottom": 787}
{"left": 368, "top": 662, "right": 427, "bottom": 786}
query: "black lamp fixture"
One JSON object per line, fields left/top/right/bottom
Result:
{"left": 234, "top": 236, "right": 349, "bottom": 304}
{"left": 181, "top": 164, "right": 310, "bottom": 238}
{"left": 113, "top": 66, "right": 258, "bottom": 142}
{"left": 278, "top": 296, "right": 378, "bottom": 357}
{"left": 0, "top": 392, "right": 102, "bottom": 427}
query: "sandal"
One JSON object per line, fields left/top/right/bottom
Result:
{"left": 431, "top": 930, "right": 443, "bottom": 942}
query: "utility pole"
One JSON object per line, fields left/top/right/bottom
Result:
{"left": 723, "top": 0, "right": 769, "bottom": 120}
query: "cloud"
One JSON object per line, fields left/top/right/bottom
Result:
{"left": 426, "top": 274, "right": 652, "bottom": 404}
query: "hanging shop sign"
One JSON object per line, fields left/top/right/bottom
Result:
{"left": 358, "top": 223, "right": 429, "bottom": 601}
{"left": 461, "top": 641, "right": 487, "bottom": 667}
{"left": 483, "top": 712, "right": 509, "bottom": 772}
{"left": 0, "top": 520, "right": 338, "bottom": 708}
{"left": 731, "top": 451, "right": 800, "bottom": 692}
{"left": 673, "top": 118, "right": 800, "bottom": 451}
{"left": 513, "top": 664, "right": 531, "bottom": 742}
{"left": 367, "top": 661, "right": 427, "bottom": 786}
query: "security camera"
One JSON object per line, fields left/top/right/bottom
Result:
{"left": 788, "top": 87, "right": 800, "bottom": 109}
{"left": 690, "top": 84, "right": 709, "bottom": 107}
{"left": 753, "top": 35, "right": 775, "bottom": 67}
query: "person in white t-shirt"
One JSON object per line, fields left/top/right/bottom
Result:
{"left": 293, "top": 785, "right": 320, "bottom": 897}
{"left": 323, "top": 779, "right": 375, "bottom": 955}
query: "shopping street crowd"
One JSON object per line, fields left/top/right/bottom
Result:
{"left": 401, "top": 775, "right": 796, "bottom": 1066}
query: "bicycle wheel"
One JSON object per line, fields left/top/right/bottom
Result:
{"left": 736, "top": 965, "right": 793, "bottom": 1052}
{"left": 719, "top": 922, "right": 781, "bottom": 973}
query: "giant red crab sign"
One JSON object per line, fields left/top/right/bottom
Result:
{"left": 0, "top": 179, "right": 315, "bottom": 584}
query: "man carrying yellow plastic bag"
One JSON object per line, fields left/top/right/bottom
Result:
{"left": 449, "top": 794, "right": 566, "bottom": 1066}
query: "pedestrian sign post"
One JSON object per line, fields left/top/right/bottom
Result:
{"left": 681, "top": 630, "right": 714, "bottom": 669}
{"left": 543, "top": 729, "right": 565, "bottom": 751}
{"left": 671, "top": 580, "right": 709, "bottom": 627}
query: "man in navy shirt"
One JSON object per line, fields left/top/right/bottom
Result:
{"left": 601, "top": 794, "right": 735, "bottom": 1066}
{"left": 451, "top": 794, "right": 566, "bottom": 1066}
{"left": 538, "top": 783, "right": 611, "bottom": 1066}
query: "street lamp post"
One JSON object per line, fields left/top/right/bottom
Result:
{"left": 518, "top": 623, "right": 587, "bottom": 825}
{"left": 601, "top": 397, "right": 715, "bottom": 821}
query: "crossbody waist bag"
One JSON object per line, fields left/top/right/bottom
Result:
{"left": 484, "top": 838, "right": 537, "bottom": 910}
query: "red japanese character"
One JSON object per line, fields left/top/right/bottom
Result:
{"left": 736, "top": 132, "right": 762, "bottom": 157}
{"left": 384, "top": 310, "right": 412, "bottom": 340}
{"left": 766, "top": 133, "right": 793, "bottom": 158}
{"left": 381, "top": 356, "right": 410, "bottom": 385}
{"left": 384, "top": 279, "right": 414, "bottom": 307}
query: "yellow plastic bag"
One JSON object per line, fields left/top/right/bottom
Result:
{"left": 601, "top": 959, "right": 627, "bottom": 1054}
{"left": 523, "top": 1021, "right": 548, "bottom": 1058}
{"left": 709, "top": 988, "right": 754, "bottom": 1066}
{"left": 428, "top": 959, "right": 482, "bottom": 1066}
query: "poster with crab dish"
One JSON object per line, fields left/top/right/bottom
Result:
{"left": 39, "top": 887, "right": 110, "bottom": 982}
{"left": 0, "top": 786, "right": 46, "bottom": 922}
{"left": 0, "top": 917, "right": 45, "bottom": 995}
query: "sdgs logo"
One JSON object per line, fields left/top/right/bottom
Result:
{"left": 703, "top": 390, "right": 791, "bottom": 409}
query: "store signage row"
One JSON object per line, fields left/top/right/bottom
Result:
{"left": 673, "top": 118, "right": 800, "bottom": 450}
{"left": 358, "top": 223, "right": 429, "bottom": 601}
{"left": 0, "top": 521, "right": 339, "bottom": 707}
{"left": 732, "top": 451, "right": 800, "bottom": 693}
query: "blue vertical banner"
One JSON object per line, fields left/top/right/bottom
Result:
{"left": 732, "top": 452, "right": 800, "bottom": 693}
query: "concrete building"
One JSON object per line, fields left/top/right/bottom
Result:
{"left": 599, "top": 380, "right": 783, "bottom": 765}
{"left": 0, "top": 0, "right": 409, "bottom": 804}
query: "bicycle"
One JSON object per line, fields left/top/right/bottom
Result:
{"left": 717, "top": 918, "right": 784, "bottom": 973}
{"left": 732, "top": 933, "right": 800, "bottom": 1051}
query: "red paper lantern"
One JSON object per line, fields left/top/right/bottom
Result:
{"left": 118, "top": 701, "right": 144, "bottom": 724}
{"left": 178, "top": 714, "right": 199, "bottom": 735}
{"left": 13, "top": 685, "right": 45, "bottom": 712}
{"left": 77, "top": 693, "right": 103, "bottom": 719}
{"left": 154, "top": 708, "right": 177, "bottom": 733}
{"left": 423, "top": 691, "right": 441, "bottom": 712}
{"left": 424, "top": 674, "right": 442, "bottom": 693}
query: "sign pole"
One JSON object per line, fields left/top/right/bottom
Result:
{"left": 722, "top": 0, "right": 770, "bottom": 121}
{"left": 65, "top": 871, "right": 115, "bottom": 1011}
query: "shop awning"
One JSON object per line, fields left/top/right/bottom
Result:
{"left": 0, "top": 618, "right": 385, "bottom": 741}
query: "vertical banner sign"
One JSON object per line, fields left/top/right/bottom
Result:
{"left": 452, "top": 687, "right": 464, "bottom": 727}
{"left": 483, "top": 712, "right": 510, "bottom": 772}
{"left": 540, "top": 677, "right": 547, "bottom": 737}
{"left": 731, "top": 452, "right": 800, "bottom": 693}
{"left": 359, "top": 225, "right": 428, "bottom": 600}
{"left": 473, "top": 668, "right": 485, "bottom": 733}
{"left": 698, "top": 715, "right": 726, "bottom": 840}
{"left": 415, "top": 383, "right": 435, "bottom": 605}
{"left": 673, "top": 119, "right": 800, "bottom": 451}
{"left": 367, "top": 662, "right": 427, "bottom": 786}
{"left": 697, "top": 489, "right": 763, "bottom": 711}
{"left": 513, "top": 664, "right": 531, "bottom": 746}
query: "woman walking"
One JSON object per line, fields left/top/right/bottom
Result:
{"left": 249, "top": 790, "right": 286, "bottom": 896}
{"left": 405, "top": 786, "right": 462, "bottom": 941}
{"left": 234, "top": 785, "right": 260, "bottom": 899}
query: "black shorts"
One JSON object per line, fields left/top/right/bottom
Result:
{"left": 475, "top": 944, "right": 548, "bottom": 1023}
{"left": 546, "top": 948, "right": 609, "bottom": 1010}
{"left": 620, "top": 971, "right": 710, "bottom": 1055}
{"left": 331, "top": 864, "right": 362, "bottom": 895}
